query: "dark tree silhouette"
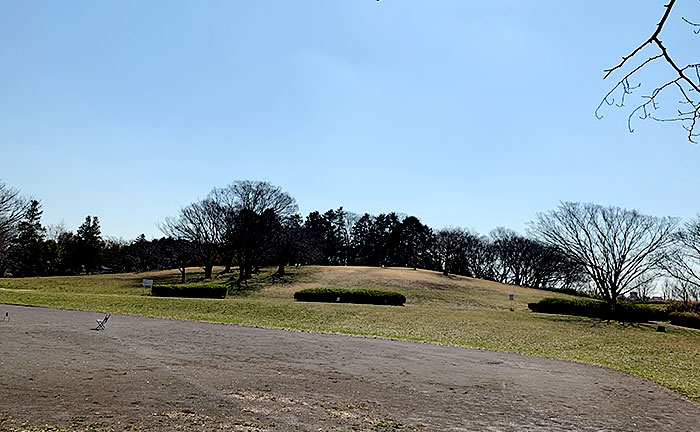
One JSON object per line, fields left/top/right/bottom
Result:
{"left": 398, "top": 216, "right": 432, "bottom": 270}
{"left": 76, "top": 215, "right": 103, "bottom": 274}
{"left": 304, "top": 208, "right": 349, "bottom": 266}
{"left": 461, "top": 232, "right": 496, "bottom": 280}
{"left": 7, "top": 200, "right": 46, "bottom": 277}
{"left": 210, "top": 180, "right": 298, "bottom": 282}
{"left": 434, "top": 228, "right": 465, "bottom": 276}
{"left": 349, "top": 213, "right": 377, "bottom": 266}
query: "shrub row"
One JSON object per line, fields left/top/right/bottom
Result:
{"left": 527, "top": 297, "right": 664, "bottom": 322}
{"left": 665, "top": 300, "right": 700, "bottom": 315}
{"left": 669, "top": 312, "right": 700, "bottom": 330}
{"left": 293, "top": 288, "right": 405, "bottom": 306}
{"left": 151, "top": 284, "right": 227, "bottom": 299}
{"left": 539, "top": 286, "right": 592, "bottom": 298}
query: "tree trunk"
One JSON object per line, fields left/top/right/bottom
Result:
{"left": 276, "top": 263, "right": 285, "bottom": 277}
{"left": 204, "top": 264, "right": 213, "bottom": 279}
{"left": 179, "top": 267, "right": 186, "bottom": 283}
{"left": 236, "top": 265, "right": 246, "bottom": 287}
{"left": 222, "top": 255, "right": 233, "bottom": 273}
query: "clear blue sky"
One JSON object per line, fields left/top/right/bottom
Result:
{"left": 1, "top": 0, "right": 698, "bottom": 239}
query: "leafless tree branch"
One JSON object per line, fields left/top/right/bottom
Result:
{"left": 598, "top": 0, "right": 700, "bottom": 142}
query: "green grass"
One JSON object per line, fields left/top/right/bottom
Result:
{"left": 1, "top": 265, "right": 699, "bottom": 402}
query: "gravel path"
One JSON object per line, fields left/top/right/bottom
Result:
{"left": 1, "top": 304, "right": 698, "bottom": 431}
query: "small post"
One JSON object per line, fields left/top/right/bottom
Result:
{"left": 509, "top": 294, "right": 514, "bottom": 311}
{"left": 142, "top": 279, "right": 153, "bottom": 295}
{"left": 4, "top": 312, "right": 8, "bottom": 321}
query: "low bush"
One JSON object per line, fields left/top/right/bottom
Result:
{"left": 151, "top": 284, "right": 227, "bottom": 299}
{"left": 294, "top": 288, "right": 405, "bottom": 306}
{"left": 538, "top": 286, "right": 593, "bottom": 298}
{"left": 293, "top": 288, "right": 341, "bottom": 303}
{"left": 338, "top": 289, "right": 406, "bottom": 305}
{"left": 528, "top": 297, "right": 664, "bottom": 322}
{"left": 669, "top": 312, "right": 700, "bottom": 329}
{"left": 665, "top": 300, "right": 700, "bottom": 315}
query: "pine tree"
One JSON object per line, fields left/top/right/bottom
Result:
{"left": 76, "top": 215, "right": 103, "bottom": 274}
{"left": 8, "top": 200, "right": 46, "bottom": 276}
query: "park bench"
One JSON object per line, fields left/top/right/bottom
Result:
{"left": 142, "top": 279, "right": 153, "bottom": 295}
{"left": 96, "top": 314, "right": 110, "bottom": 331}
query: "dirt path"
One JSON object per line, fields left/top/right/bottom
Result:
{"left": 0, "top": 304, "right": 698, "bottom": 432}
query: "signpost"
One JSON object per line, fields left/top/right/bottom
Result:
{"left": 509, "top": 294, "right": 514, "bottom": 311}
{"left": 142, "top": 279, "right": 153, "bottom": 295}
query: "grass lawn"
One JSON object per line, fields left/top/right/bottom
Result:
{"left": 1, "top": 265, "right": 699, "bottom": 402}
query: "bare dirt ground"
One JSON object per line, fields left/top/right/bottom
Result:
{"left": 1, "top": 304, "right": 698, "bottom": 432}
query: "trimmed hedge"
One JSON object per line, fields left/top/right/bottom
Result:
{"left": 666, "top": 300, "right": 700, "bottom": 315}
{"left": 294, "top": 288, "right": 405, "bottom": 306}
{"left": 151, "top": 284, "right": 227, "bottom": 299}
{"left": 669, "top": 312, "right": 700, "bottom": 329}
{"left": 293, "top": 288, "right": 341, "bottom": 303}
{"left": 538, "top": 286, "right": 593, "bottom": 298}
{"left": 528, "top": 297, "right": 664, "bottom": 322}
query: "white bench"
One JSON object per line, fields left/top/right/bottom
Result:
{"left": 142, "top": 279, "right": 153, "bottom": 295}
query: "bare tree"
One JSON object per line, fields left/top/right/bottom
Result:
{"left": 45, "top": 220, "right": 69, "bottom": 243}
{"left": 486, "top": 228, "right": 582, "bottom": 290}
{"left": 0, "top": 181, "right": 29, "bottom": 274}
{"left": 597, "top": 0, "right": 700, "bottom": 142}
{"left": 667, "top": 280, "right": 700, "bottom": 303}
{"left": 461, "top": 232, "right": 497, "bottom": 280}
{"left": 490, "top": 228, "right": 530, "bottom": 285}
{"left": 159, "top": 198, "right": 225, "bottom": 279}
{"left": 662, "top": 215, "right": 700, "bottom": 301}
{"left": 635, "top": 282, "right": 656, "bottom": 303}
{"left": 165, "top": 238, "right": 194, "bottom": 283}
{"left": 531, "top": 202, "right": 678, "bottom": 303}
{"left": 227, "top": 180, "right": 298, "bottom": 219}
{"left": 434, "top": 228, "right": 465, "bottom": 276}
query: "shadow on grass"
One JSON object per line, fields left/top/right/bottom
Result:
{"left": 146, "top": 266, "right": 309, "bottom": 298}
{"left": 533, "top": 313, "right": 659, "bottom": 331}
{"left": 225, "top": 269, "right": 307, "bottom": 296}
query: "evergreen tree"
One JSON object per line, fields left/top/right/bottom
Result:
{"left": 398, "top": 216, "right": 432, "bottom": 269}
{"left": 57, "top": 231, "right": 80, "bottom": 274}
{"left": 8, "top": 200, "right": 46, "bottom": 276}
{"left": 349, "top": 213, "right": 377, "bottom": 266}
{"left": 374, "top": 213, "right": 402, "bottom": 266}
{"left": 76, "top": 215, "right": 103, "bottom": 274}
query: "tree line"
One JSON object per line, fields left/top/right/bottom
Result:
{"left": 1, "top": 179, "right": 699, "bottom": 304}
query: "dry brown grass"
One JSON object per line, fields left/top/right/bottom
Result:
{"left": 273, "top": 265, "right": 572, "bottom": 311}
